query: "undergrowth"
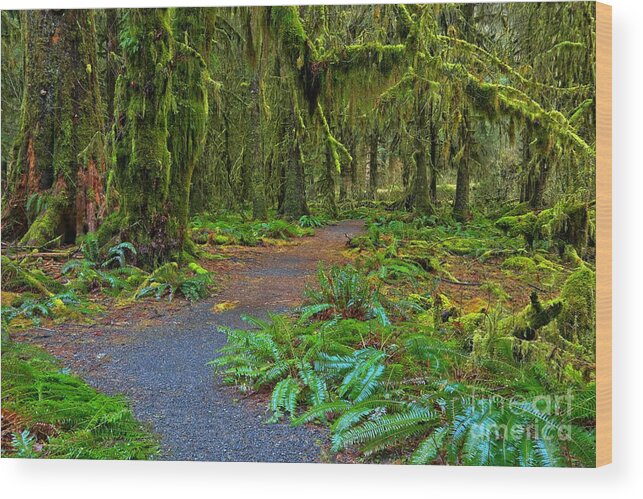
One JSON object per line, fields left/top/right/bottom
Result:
{"left": 1, "top": 342, "right": 159, "bottom": 459}
{"left": 190, "top": 211, "right": 314, "bottom": 247}
{"left": 213, "top": 207, "right": 597, "bottom": 466}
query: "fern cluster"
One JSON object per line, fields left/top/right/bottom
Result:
{"left": 1, "top": 342, "right": 159, "bottom": 459}
{"left": 303, "top": 264, "right": 391, "bottom": 325}
{"left": 214, "top": 310, "right": 595, "bottom": 466}
{"left": 134, "top": 262, "right": 214, "bottom": 302}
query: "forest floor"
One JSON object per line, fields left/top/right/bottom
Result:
{"left": 11, "top": 220, "right": 364, "bottom": 462}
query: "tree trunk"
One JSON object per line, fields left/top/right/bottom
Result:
{"left": 250, "top": 77, "right": 268, "bottom": 219}
{"left": 412, "top": 139, "right": 432, "bottom": 214}
{"left": 453, "top": 113, "right": 472, "bottom": 223}
{"left": 349, "top": 137, "right": 358, "bottom": 198}
{"left": 168, "top": 8, "right": 211, "bottom": 253}
{"left": 323, "top": 140, "right": 338, "bottom": 216}
{"left": 429, "top": 101, "right": 439, "bottom": 204}
{"left": 112, "top": 8, "right": 176, "bottom": 268}
{"left": 530, "top": 161, "right": 549, "bottom": 210}
{"left": 3, "top": 10, "right": 106, "bottom": 246}
{"left": 339, "top": 131, "right": 353, "bottom": 202}
{"left": 105, "top": 9, "right": 119, "bottom": 127}
{"left": 453, "top": 160, "right": 471, "bottom": 222}
{"left": 411, "top": 97, "right": 432, "bottom": 214}
{"left": 368, "top": 131, "right": 379, "bottom": 200}
{"left": 282, "top": 106, "right": 309, "bottom": 219}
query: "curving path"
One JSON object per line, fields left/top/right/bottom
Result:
{"left": 29, "top": 220, "right": 363, "bottom": 462}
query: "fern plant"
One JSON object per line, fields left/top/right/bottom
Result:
{"left": 102, "top": 242, "right": 137, "bottom": 268}
{"left": 298, "top": 215, "right": 327, "bottom": 228}
{"left": 2, "top": 342, "right": 159, "bottom": 459}
{"left": 62, "top": 258, "right": 126, "bottom": 293}
{"left": 134, "top": 262, "right": 214, "bottom": 302}
{"left": 11, "top": 430, "right": 39, "bottom": 458}
{"left": 303, "top": 264, "right": 390, "bottom": 325}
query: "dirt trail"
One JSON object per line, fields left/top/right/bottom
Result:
{"left": 21, "top": 220, "right": 364, "bottom": 462}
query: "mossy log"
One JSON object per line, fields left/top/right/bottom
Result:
{"left": 510, "top": 291, "right": 563, "bottom": 341}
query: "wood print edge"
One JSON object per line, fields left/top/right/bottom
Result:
{"left": 595, "top": 1, "right": 612, "bottom": 468}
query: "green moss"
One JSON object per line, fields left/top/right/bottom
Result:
{"left": 113, "top": 9, "right": 176, "bottom": 269}
{"left": 508, "top": 292, "right": 563, "bottom": 341}
{"left": 502, "top": 255, "right": 537, "bottom": 273}
{"left": 558, "top": 265, "right": 596, "bottom": 348}
{"left": 1, "top": 256, "right": 62, "bottom": 296}
{"left": 480, "top": 280, "right": 510, "bottom": 302}
{"left": 18, "top": 193, "right": 67, "bottom": 247}
{"left": 496, "top": 212, "right": 542, "bottom": 249}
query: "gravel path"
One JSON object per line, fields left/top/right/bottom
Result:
{"left": 46, "top": 220, "right": 364, "bottom": 462}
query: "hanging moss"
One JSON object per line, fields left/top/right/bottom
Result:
{"left": 269, "top": 6, "right": 320, "bottom": 114}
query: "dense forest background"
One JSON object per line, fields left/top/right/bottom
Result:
{"left": 1, "top": 3, "right": 598, "bottom": 466}
{"left": 1, "top": 3, "right": 595, "bottom": 261}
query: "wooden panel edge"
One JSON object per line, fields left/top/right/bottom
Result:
{"left": 595, "top": 1, "right": 612, "bottom": 468}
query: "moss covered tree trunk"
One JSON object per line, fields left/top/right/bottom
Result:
{"left": 349, "top": 136, "right": 358, "bottom": 199}
{"left": 322, "top": 140, "right": 338, "bottom": 216}
{"left": 3, "top": 10, "right": 106, "bottom": 246}
{"left": 411, "top": 95, "right": 432, "bottom": 214}
{"left": 168, "top": 8, "right": 211, "bottom": 250}
{"left": 105, "top": 9, "right": 119, "bottom": 127}
{"left": 112, "top": 8, "right": 176, "bottom": 268}
{"left": 428, "top": 101, "right": 439, "bottom": 204}
{"left": 453, "top": 115, "right": 472, "bottom": 223}
{"left": 339, "top": 130, "right": 354, "bottom": 202}
{"left": 250, "top": 77, "right": 268, "bottom": 219}
{"left": 453, "top": 160, "right": 471, "bottom": 222}
{"left": 281, "top": 104, "right": 309, "bottom": 219}
{"left": 368, "top": 130, "right": 379, "bottom": 200}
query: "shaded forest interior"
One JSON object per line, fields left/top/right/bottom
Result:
{"left": 1, "top": 4, "right": 597, "bottom": 466}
